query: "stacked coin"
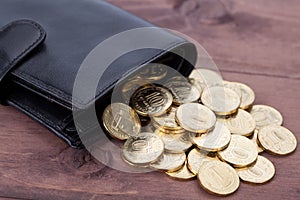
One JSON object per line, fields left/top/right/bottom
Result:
{"left": 102, "top": 68, "right": 297, "bottom": 196}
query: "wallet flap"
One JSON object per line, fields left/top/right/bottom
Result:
{"left": 0, "top": 19, "right": 46, "bottom": 102}
{"left": 0, "top": 0, "right": 196, "bottom": 110}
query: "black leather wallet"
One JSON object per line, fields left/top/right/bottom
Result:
{"left": 0, "top": 0, "right": 197, "bottom": 148}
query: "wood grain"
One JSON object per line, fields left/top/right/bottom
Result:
{"left": 0, "top": 0, "right": 299, "bottom": 199}
{"left": 111, "top": 0, "right": 300, "bottom": 79}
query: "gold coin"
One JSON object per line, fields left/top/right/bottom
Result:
{"left": 102, "top": 103, "right": 141, "bottom": 140}
{"left": 121, "top": 78, "right": 149, "bottom": 103}
{"left": 189, "top": 78, "right": 203, "bottom": 96}
{"left": 250, "top": 130, "right": 264, "bottom": 153}
{"left": 223, "top": 82, "right": 255, "bottom": 110}
{"left": 236, "top": 155, "right": 275, "bottom": 184}
{"left": 223, "top": 81, "right": 242, "bottom": 96}
{"left": 218, "top": 135, "right": 258, "bottom": 168}
{"left": 187, "top": 148, "right": 218, "bottom": 175}
{"left": 250, "top": 105, "right": 283, "bottom": 129}
{"left": 137, "top": 63, "right": 168, "bottom": 81}
{"left": 257, "top": 125, "right": 297, "bottom": 155}
{"left": 189, "top": 122, "right": 231, "bottom": 152}
{"left": 175, "top": 103, "right": 216, "bottom": 133}
{"left": 153, "top": 124, "right": 185, "bottom": 134}
{"left": 197, "top": 160, "right": 240, "bottom": 196}
{"left": 131, "top": 85, "right": 173, "bottom": 117}
{"left": 201, "top": 86, "right": 241, "bottom": 116}
{"left": 122, "top": 132, "right": 164, "bottom": 166}
{"left": 156, "top": 130, "right": 193, "bottom": 153}
{"left": 189, "top": 69, "right": 223, "bottom": 89}
{"left": 222, "top": 109, "right": 256, "bottom": 137}
{"left": 164, "top": 76, "right": 201, "bottom": 105}
{"left": 150, "top": 152, "right": 186, "bottom": 172}
{"left": 166, "top": 161, "right": 196, "bottom": 180}
{"left": 152, "top": 107, "right": 182, "bottom": 131}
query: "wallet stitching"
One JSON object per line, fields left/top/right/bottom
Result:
{"left": 8, "top": 83, "right": 73, "bottom": 132}
{"left": 15, "top": 71, "right": 73, "bottom": 102}
{"left": 9, "top": 98, "right": 78, "bottom": 146}
{"left": 9, "top": 98, "right": 58, "bottom": 129}
{"left": 12, "top": 41, "right": 185, "bottom": 108}
{"left": 0, "top": 20, "right": 44, "bottom": 81}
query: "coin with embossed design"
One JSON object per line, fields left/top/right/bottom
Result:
{"left": 176, "top": 103, "right": 216, "bottom": 133}
{"left": 236, "top": 155, "right": 275, "bottom": 184}
{"left": 201, "top": 86, "right": 241, "bottom": 116}
{"left": 131, "top": 85, "right": 173, "bottom": 117}
{"left": 121, "top": 78, "right": 149, "bottom": 102}
{"left": 189, "top": 122, "right": 231, "bottom": 152}
{"left": 257, "top": 125, "right": 297, "bottom": 155}
{"left": 222, "top": 109, "right": 256, "bottom": 137}
{"left": 156, "top": 129, "right": 192, "bottom": 153}
{"left": 223, "top": 82, "right": 255, "bottom": 110}
{"left": 189, "top": 69, "right": 223, "bottom": 90}
{"left": 223, "top": 81, "right": 242, "bottom": 97}
{"left": 166, "top": 161, "right": 196, "bottom": 180}
{"left": 250, "top": 105, "right": 283, "bottom": 129}
{"left": 102, "top": 103, "right": 141, "bottom": 140}
{"left": 218, "top": 135, "right": 258, "bottom": 168}
{"left": 165, "top": 76, "right": 200, "bottom": 105}
{"left": 138, "top": 63, "right": 168, "bottom": 81}
{"left": 150, "top": 152, "right": 186, "bottom": 172}
{"left": 122, "top": 132, "right": 164, "bottom": 166}
{"left": 189, "top": 78, "right": 203, "bottom": 96}
{"left": 187, "top": 148, "right": 218, "bottom": 175}
{"left": 197, "top": 160, "right": 240, "bottom": 196}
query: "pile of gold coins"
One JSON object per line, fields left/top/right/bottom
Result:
{"left": 102, "top": 68, "right": 297, "bottom": 196}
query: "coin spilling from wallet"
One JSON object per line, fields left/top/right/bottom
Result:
{"left": 102, "top": 67, "right": 297, "bottom": 196}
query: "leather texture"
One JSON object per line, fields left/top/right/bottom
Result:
{"left": 0, "top": 0, "right": 197, "bottom": 148}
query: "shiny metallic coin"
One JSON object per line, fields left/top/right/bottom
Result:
{"left": 187, "top": 148, "right": 218, "bottom": 175}
{"left": 189, "top": 78, "right": 203, "bottom": 96}
{"left": 197, "top": 160, "right": 240, "bottom": 196}
{"left": 250, "top": 105, "right": 283, "bottom": 129}
{"left": 189, "top": 122, "right": 231, "bottom": 152}
{"left": 153, "top": 124, "right": 185, "bottom": 134}
{"left": 131, "top": 85, "right": 173, "bottom": 117}
{"left": 176, "top": 103, "right": 216, "bottom": 133}
{"left": 152, "top": 107, "right": 182, "bottom": 131}
{"left": 156, "top": 129, "right": 193, "bottom": 153}
{"left": 138, "top": 63, "right": 168, "bottom": 81}
{"left": 250, "top": 130, "right": 264, "bottom": 153}
{"left": 257, "top": 125, "right": 297, "bottom": 155}
{"left": 223, "top": 82, "right": 255, "bottom": 110}
{"left": 218, "top": 135, "right": 258, "bottom": 168}
{"left": 165, "top": 76, "right": 201, "bottom": 105}
{"left": 121, "top": 78, "right": 149, "bottom": 102}
{"left": 150, "top": 152, "right": 186, "bottom": 172}
{"left": 166, "top": 161, "right": 196, "bottom": 180}
{"left": 236, "top": 155, "right": 275, "bottom": 184}
{"left": 189, "top": 69, "right": 223, "bottom": 89}
{"left": 122, "top": 132, "right": 164, "bottom": 166}
{"left": 222, "top": 109, "right": 256, "bottom": 137}
{"left": 201, "top": 86, "right": 241, "bottom": 116}
{"left": 223, "top": 81, "right": 242, "bottom": 97}
{"left": 102, "top": 103, "right": 141, "bottom": 140}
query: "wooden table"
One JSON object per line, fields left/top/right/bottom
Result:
{"left": 1, "top": 0, "right": 299, "bottom": 199}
